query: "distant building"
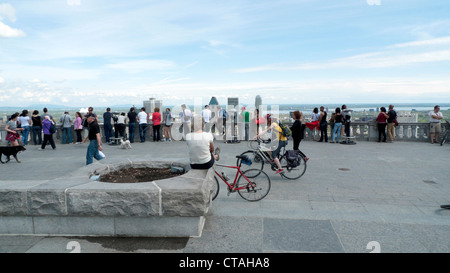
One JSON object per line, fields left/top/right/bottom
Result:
{"left": 255, "top": 95, "right": 262, "bottom": 109}
{"left": 143, "top": 98, "right": 163, "bottom": 113}
{"left": 228, "top": 97, "right": 239, "bottom": 107}
{"left": 209, "top": 96, "right": 219, "bottom": 106}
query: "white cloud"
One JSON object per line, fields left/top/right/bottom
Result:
{"left": 0, "top": 77, "right": 4, "bottom": 84}
{"left": 0, "top": 21, "right": 25, "bottom": 38}
{"left": 232, "top": 36, "right": 450, "bottom": 73}
{"left": 0, "top": 3, "right": 16, "bottom": 22}
{"left": 0, "top": 4, "right": 25, "bottom": 38}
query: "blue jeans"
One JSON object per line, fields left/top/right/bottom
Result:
{"left": 22, "top": 126, "right": 30, "bottom": 145}
{"left": 332, "top": 122, "right": 342, "bottom": 142}
{"left": 139, "top": 123, "right": 148, "bottom": 142}
{"left": 86, "top": 139, "right": 103, "bottom": 165}
{"left": 32, "top": 126, "right": 42, "bottom": 145}
{"left": 129, "top": 123, "right": 136, "bottom": 142}
{"left": 62, "top": 127, "right": 73, "bottom": 144}
{"left": 104, "top": 123, "right": 113, "bottom": 143}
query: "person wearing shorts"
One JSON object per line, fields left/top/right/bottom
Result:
{"left": 429, "top": 105, "right": 443, "bottom": 144}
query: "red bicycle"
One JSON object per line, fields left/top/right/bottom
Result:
{"left": 211, "top": 155, "right": 271, "bottom": 202}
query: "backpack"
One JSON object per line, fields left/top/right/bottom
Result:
{"left": 285, "top": 150, "right": 301, "bottom": 168}
{"left": 49, "top": 123, "right": 56, "bottom": 134}
{"left": 278, "top": 121, "right": 291, "bottom": 137}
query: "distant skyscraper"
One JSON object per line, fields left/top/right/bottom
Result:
{"left": 143, "top": 98, "right": 163, "bottom": 113}
{"left": 255, "top": 95, "right": 262, "bottom": 109}
{"left": 209, "top": 96, "right": 219, "bottom": 105}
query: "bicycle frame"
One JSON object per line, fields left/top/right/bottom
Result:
{"left": 214, "top": 163, "right": 253, "bottom": 192}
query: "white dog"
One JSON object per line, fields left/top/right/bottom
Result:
{"left": 120, "top": 139, "right": 133, "bottom": 149}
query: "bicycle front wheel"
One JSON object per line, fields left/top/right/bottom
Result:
{"left": 279, "top": 154, "right": 307, "bottom": 180}
{"left": 236, "top": 169, "right": 271, "bottom": 202}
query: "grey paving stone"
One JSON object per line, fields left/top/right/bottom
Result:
{"left": 263, "top": 218, "right": 344, "bottom": 253}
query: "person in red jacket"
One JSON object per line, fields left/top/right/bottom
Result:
{"left": 152, "top": 107, "right": 162, "bottom": 142}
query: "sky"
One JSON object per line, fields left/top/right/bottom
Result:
{"left": 1, "top": 0, "right": 450, "bottom": 108}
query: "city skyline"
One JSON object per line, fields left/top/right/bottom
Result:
{"left": 1, "top": 1, "right": 450, "bottom": 107}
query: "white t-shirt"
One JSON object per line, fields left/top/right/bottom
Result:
{"left": 186, "top": 132, "right": 214, "bottom": 164}
{"left": 117, "top": 115, "right": 127, "bottom": 124}
{"left": 18, "top": 116, "right": 31, "bottom": 127}
{"left": 138, "top": 111, "right": 148, "bottom": 124}
{"left": 429, "top": 111, "right": 443, "bottom": 123}
{"left": 201, "top": 109, "right": 212, "bottom": 123}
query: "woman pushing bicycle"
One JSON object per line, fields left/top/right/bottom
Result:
{"left": 255, "top": 114, "right": 287, "bottom": 174}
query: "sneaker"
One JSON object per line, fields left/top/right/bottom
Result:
{"left": 38, "top": 148, "right": 43, "bottom": 151}
{"left": 275, "top": 169, "right": 284, "bottom": 174}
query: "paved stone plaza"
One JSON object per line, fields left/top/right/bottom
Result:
{"left": 1, "top": 139, "right": 450, "bottom": 253}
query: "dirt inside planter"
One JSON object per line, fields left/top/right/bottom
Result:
{"left": 99, "top": 167, "right": 183, "bottom": 183}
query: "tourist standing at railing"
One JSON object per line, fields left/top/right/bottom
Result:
{"left": 74, "top": 112, "right": 83, "bottom": 144}
{"left": 331, "top": 108, "right": 343, "bottom": 143}
{"left": 127, "top": 107, "right": 137, "bottom": 143}
{"left": 60, "top": 111, "right": 73, "bottom": 144}
{"left": 306, "top": 107, "right": 320, "bottom": 141}
{"left": 318, "top": 106, "right": 328, "bottom": 142}
{"left": 387, "top": 105, "right": 397, "bottom": 143}
{"left": 18, "top": 110, "right": 31, "bottom": 146}
{"left": 181, "top": 104, "right": 192, "bottom": 139}
{"left": 137, "top": 107, "right": 149, "bottom": 143}
{"left": 342, "top": 105, "right": 353, "bottom": 138}
{"left": 31, "top": 110, "right": 42, "bottom": 145}
{"left": 40, "top": 108, "right": 56, "bottom": 125}
{"left": 103, "top": 108, "right": 113, "bottom": 144}
{"left": 5, "top": 113, "right": 24, "bottom": 146}
{"left": 201, "top": 105, "right": 212, "bottom": 133}
{"left": 116, "top": 112, "right": 127, "bottom": 138}
{"left": 376, "top": 107, "right": 389, "bottom": 142}
{"left": 429, "top": 105, "right": 444, "bottom": 144}
{"left": 152, "top": 107, "right": 161, "bottom": 142}
{"left": 162, "top": 108, "right": 172, "bottom": 142}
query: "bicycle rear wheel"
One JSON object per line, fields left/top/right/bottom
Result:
{"left": 279, "top": 154, "right": 307, "bottom": 180}
{"left": 236, "top": 150, "right": 264, "bottom": 174}
{"left": 211, "top": 176, "right": 220, "bottom": 201}
{"left": 236, "top": 169, "right": 271, "bottom": 201}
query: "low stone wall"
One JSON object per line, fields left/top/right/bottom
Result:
{"left": 0, "top": 159, "right": 215, "bottom": 237}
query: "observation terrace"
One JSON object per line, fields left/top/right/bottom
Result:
{"left": 0, "top": 121, "right": 449, "bottom": 253}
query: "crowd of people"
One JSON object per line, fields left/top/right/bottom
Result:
{"left": 2, "top": 104, "right": 445, "bottom": 166}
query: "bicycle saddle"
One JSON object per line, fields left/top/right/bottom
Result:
{"left": 236, "top": 155, "right": 249, "bottom": 160}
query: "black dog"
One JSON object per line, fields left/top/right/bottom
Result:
{"left": 0, "top": 146, "right": 26, "bottom": 164}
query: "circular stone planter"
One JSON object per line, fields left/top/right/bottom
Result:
{"left": 0, "top": 159, "right": 215, "bottom": 237}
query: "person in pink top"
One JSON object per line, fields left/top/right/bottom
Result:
{"left": 74, "top": 112, "right": 84, "bottom": 144}
{"left": 152, "top": 107, "right": 162, "bottom": 142}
